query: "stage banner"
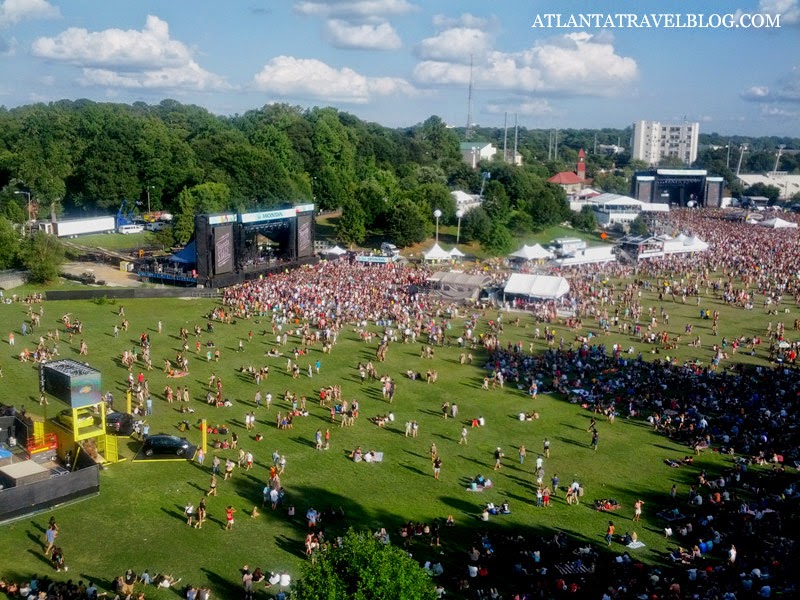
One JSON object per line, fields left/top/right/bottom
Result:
{"left": 214, "top": 224, "right": 234, "bottom": 274}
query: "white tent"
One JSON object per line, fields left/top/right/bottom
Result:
{"left": 662, "top": 235, "right": 709, "bottom": 254}
{"left": 449, "top": 247, "right": 465, "bottom": 258}
{"left": 509, "top": 244, "right": 553, "bottom": 261}
{"left": 503, "top": 273, "right": 570, "bottom": 300}
{"left": 423, "top": 243, "right": 452, "bottom": 262}
{"left": 324, "top": 245, "right": 347, "bottom": 256}
{"left": 759, "top": 217, "right": 798, "bottom": 229}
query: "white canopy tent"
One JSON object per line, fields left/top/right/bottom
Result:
{"left": 423, "top": 243, "right": 452, "bottom": 262}
{"left": 759, "top": 217, "right": 798, "bottom": 229}
{"left": 324, "top": 245, "right": 347, "bottom": 256}
{"left": 509, "top": 244, "right": 553, "bottom": 261}
{"left": 449, "top": 247, "right": 465, "bottom": 258}
{"left": 503, "top": 273, "right": 570, "bottom": 300}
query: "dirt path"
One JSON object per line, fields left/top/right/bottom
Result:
{"left": 62, "top": 261, "right": 143, "bottom": 287}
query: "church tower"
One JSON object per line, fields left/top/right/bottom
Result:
{"left": 577, "top": 148, "right": 586, "bottom": 181}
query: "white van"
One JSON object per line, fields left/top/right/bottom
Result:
{"left": 145, "top": 221, "right": 165, "bottom": 232}
{"left": 118, "top": 224, "right": 145, "bottom": 234}
{"left": 381, "top": 242, "right": 400, "bottom": 257}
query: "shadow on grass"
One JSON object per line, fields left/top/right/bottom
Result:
{"left": 554, "top": 436, "right": 586, "bottom": 448}
{"left": 399, "top": 462, "right": 428, "bottom": 477}
{"left": 26, "top": 548, "right": 54, "bottom": 570}
{"left": 201, "top": 568, "right": 240, "bottom": 598}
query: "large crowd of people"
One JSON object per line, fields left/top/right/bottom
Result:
{"left": 4, "top": 209, "right": 800, "bottom": 599}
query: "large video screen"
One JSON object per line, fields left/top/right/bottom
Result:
{"left": 297, "top": 214, "right": 312, "bottom": 258}
{"left": 41, "top": 360, "right": 102, "bottom": 408}
{"left": 214, "top": 224, "right": 234, "bottom": 274}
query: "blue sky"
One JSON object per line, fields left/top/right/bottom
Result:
{"left": 0, "top": 0, "right": 798, "bottom": 136}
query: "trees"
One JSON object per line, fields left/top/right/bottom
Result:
{"left": 460, "top": 206, "right": 492, "bottom": 244}
{"left": 336, "top": 200, "right": 367, "bottom": 247}
{"left": 21, "top": 231, "right": 64, "bottom": 283}
{"left": 291, "top": 530, "right": 435, "bottom": 600}
{"left": 0, "top": 216, "right": 20, "bottom": 269}
{"left": 173, "top": 183, "right": 231, "bottom": 245}
{"left": 570, "top": 205, "right": 598, "bottom": 232}
{"left": 385, "top": 197, "right": 430, "bottom": 247}
{"left": 629, "top": 215, "right": 650, "bottom": 236}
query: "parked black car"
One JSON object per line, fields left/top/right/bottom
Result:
{"left": 105, "top": 412, "right": 135, "bottom": 436}
{"left": 142, "top": 434, "right": 191, "bottom": 457}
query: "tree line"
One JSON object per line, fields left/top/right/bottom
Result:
{"left": 0, "top": 99, "right": 797, "bottom": 273}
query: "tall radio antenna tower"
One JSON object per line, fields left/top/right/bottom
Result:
{"left": 465, "top": 55, "right": 474, "bottom": 141}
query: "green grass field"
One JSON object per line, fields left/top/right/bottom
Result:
{"left": 0, "top": 275, "right": 781, "bottom": 598}
{"left": 65, "top": 232, "right": 155, "bottom": 252}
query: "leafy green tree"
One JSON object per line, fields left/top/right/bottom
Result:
{"left": 2, "top": 195, "right": 27, "bottom": 225}
{"left": 291, "top": 529, "right": 435, "bottom": 600}
{"left": 21, "top": 231, "right": 64, "bottom": 283}
{"left": 148, "top": 226, "right": 176, "bottom": 251}
{"left": 629, "top": 215, "right": 649, "bottom": 236}
{"left": 0, "top": 216, "right": 21, "bottom": 269}
{"left": 416, "top": 182, "right": 455, "bottom": 223}
{"left": 508, "top": 210, "right": 534, "bottom": 235}
{"left": 460, "top": 206, "right": 492, "bottom": 244}
{"left": 386, "top": 197, "right": 430, "bottom": 247}
{"left": 479, "top": 221, "right": 514, "bottom": 255}
{"left": 570, "top": 205, "right": 597, "bottom": 232}
{"left": 526, "top": 182, "right": 569, "bottom": 230}
{"left": 173, "top": 183, "right": 231, "bottom": 245}
{"left": 593, "top": 172, "right": 629, "bottom": 195}
{"left": 481, "top": 180, "right": 510, "bottom": 223}
{"left": 336, "top": 199, "right": 367, "bottom": 247}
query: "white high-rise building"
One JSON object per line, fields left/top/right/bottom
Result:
{"left": 632, "top": 120, "right": 699, "bottom": 166}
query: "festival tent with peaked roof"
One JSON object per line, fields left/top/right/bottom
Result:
{"left": 503, "top": 273, "right": 570, "bottom": 300}
{"left": 423, "top": 243, "right": 452, "bottom": 261}
{"left": 449, "top": 247, "right": 465, "bottom": 258}
{"left": 759, "top": 217, "right": 798, "bottom": 229}
{"left": 324, "top": 245, "right": 347, "bottom": 256}
{"left": 509, "top": 244, "right": 553, "bottom": 261}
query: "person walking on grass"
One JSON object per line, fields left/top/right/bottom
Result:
{"left": 185, "top": 501, "right": 195, "bottom": 527}
{"left": 591, "top": 429, "right": 599, "bottom": 451}
{"left": 633, "top": 499, "right": 644, "bottom": 522}
{"left": 433, "top": 455, "right": 442, "bottom": 480}
{"left": 44, "top": 523, "right": 58, "bottom": 555}
{"left": 493, "top": 447, "right": 504, "bottom": 470}
{"left": 459, "top": 426, "right": 468, "bottom": 445}
{"left": 518, "top": 444, "right": 526, "bottom": 465}
{"left": 225, "top": 506, "right": 236, "bottom": 530}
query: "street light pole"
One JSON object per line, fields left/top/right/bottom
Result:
{"left": 455, "top": 208, "right": 464, "bottom": 245}
{"left": 146, "top": 186, "right": 155, "bottom": 216}
{"left": 433, "top": 209, "right": 442, "bottom": 244}
{"left": 14, "top": 191, "right": 32, "bottom": 228}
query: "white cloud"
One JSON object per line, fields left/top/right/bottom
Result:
{"left": 485, "top": 99, "right": 556, "bottom": 117}
{"left": 31, "top": 15, "right": 230, "bottom": 91}
{"left": 0, "top": 0, "right": 59, "bottom": 27}
{"left": 294, "top": 0, "right": 416, "bottom": 18}
{"left": 760, "top": 104, "right": 799, "bottom": 117}
{"left": 324, "top": 18, "right": 401, "bottom": 49}
{"left": 252, "top": 55, "right": 415, "bottom": 103}
{"left": 431, "top": 13, "right": 495, "bottom": 29}
{"left": 414, "top": 31, "right": 637, "bottom": 97}
{"left": 758, "top": 0, "right": 799, "bottom": 25}
{"left": 416, "top": 27, "right": 492, "bottom": 62}
{"left": 741, "top": 67, "right": 800, "bottom": 103}
{"left": 741, "top": 85, "right": 771, "bottom": 100}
